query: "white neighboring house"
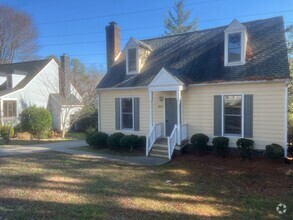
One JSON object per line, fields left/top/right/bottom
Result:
{"left": 0, "top": 55, "right": 83, "bottom": 131}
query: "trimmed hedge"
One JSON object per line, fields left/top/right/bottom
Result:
{"left": 212, "top": 137, "right": 229, "bottom": 158}
{"left": 190, "top": 133, "right": 209, "bottom": 155}
{"left": 120, "top": 135, "right": 138, "bottom": 151}
{"left": 236, "top": 138, "right": 254, "bottom": 159}
{"left": 136, "top": 136, "right": 146, "bottom": 150}
{"left": 86, "top": 132, "right": 108, "bottom": 148}
{"left": 0, "top": 125, "right": 14, "bottom": 144}
{"left": 107, "top": 132, "right": 125, "bottom": 149}
{"left": 265, "top": 144, "right": 284, "bottom": 160}
{"left": 20, "top": 106, "right": 52, "bottom": 138}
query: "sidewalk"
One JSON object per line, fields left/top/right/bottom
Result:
{"left": 0, "top": 140, "right": 169, "bottom": 166}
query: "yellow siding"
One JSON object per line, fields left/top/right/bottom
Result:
{"left": 182, "top": 81, "right": 286, "bottom": 149}
{"left": 99, "top": 81, "right": 286, "bottom": 150}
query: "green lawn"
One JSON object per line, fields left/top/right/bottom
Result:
{"left": 72, "top": 145, "right": 145, "bottom": 157}
{"left": 0, "top": 152, "right": 291, "bottom": 219}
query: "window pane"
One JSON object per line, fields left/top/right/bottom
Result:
{"left": 3, "top": 101, "right": 16, "bottom": 117}
{"left": 224, "top": 116, "right": 241, "bottom": 135}
{"left": 122, "top": 98, "right": 132, "bottom": 113}
{"left": 224, "top": 95, "right": 242, "bottom": 115}
{"left": 228, "top": 33, "right": 241, "bottom": 62}
{"left": 122, "top": 114, "right": 133, "bottom": 129}
{"left": 128, "top": 48, "right": 137, "bottom": 72}
{"left": 121, "top": 98, "right": 133, "bottom": 129}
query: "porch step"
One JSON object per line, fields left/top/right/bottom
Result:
{"left": 149, "top": 143, "right": 169, "bottom": 159}
{"left": 155, "top": 138, "right": 168, "bottom": 145}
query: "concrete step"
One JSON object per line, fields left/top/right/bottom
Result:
{"left": 151, "top": 148, "right": 168, "bottom": 153}
{"left": 149, "top": 153, "right": 169, "bottom": 159}
{"left": 152, "top": 144, "right": 168, "bottom": 150}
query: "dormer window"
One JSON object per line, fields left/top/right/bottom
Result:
{"left": 228, "top": 33, "right": 241, "bottom": 62}
{"left": 127, "top": 48, "right": 137, "bottom": 72}
{"left": 224, "top": 20, "right": 246, "bottom": 66}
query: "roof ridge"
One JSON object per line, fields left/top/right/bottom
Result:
{"left": 140, "top": 16, "right": 283, "bottom": 42}
{"left": 0, "top": 59, "right": 51, "bottom": 67}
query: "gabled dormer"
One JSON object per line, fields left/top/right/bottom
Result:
{"left": 124, "top": 37, "right": 152, "bottom": 75}
{"left": 224, "top": 19, "right": 247, "bottom": 66}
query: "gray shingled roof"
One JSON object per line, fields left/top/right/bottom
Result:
{"left": 97, "top": 16, "right": 290, "bottom": 89}
{"left": 0, "top": 59, "right": 52, "bottom": 96}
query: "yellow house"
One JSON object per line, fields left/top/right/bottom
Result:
{"left": 97, "top": 17, "right": 290, "bottom": 160}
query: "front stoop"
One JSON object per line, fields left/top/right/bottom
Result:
{"left": 149, "top": 138, "right": 188, "bottom": 159}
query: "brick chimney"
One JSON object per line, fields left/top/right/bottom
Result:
{"left": 59, "top": 54, "right": 70, "bottom": 97}
{"left": 106, "top": 21, "right": 120, "bottom": 70}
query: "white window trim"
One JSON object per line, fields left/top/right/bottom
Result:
{"left": 224, "top": 30, "right": 246, "bottom": 66}
{"left": 221, "top": 94, "right": 244, "bottom": 138}
{"left": 119, "top": 97, "right": 134, "bottom": 131}
{"left": 126, "top": 47, "right": 140, "bottom": 75}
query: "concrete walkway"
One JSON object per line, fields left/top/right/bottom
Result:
{"left": 0, "top": 140, "right": 169, "bottom": 166}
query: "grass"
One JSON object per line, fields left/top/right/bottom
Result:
{"left": 0, "top": 139, "right": 67, "bottom": 146}
{"left": 72, "top": 145, "right": 145, "bottom": 156}
{"left": 0, "top": 152, "right": 292, "bottom": 219}
{"left": 65, "top": 131, "right": 86, "bottom": 140}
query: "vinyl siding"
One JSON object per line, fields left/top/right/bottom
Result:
{"left": 99, "top": 81, "right": 286, "bottom": 150}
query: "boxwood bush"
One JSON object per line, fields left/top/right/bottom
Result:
{"left": 107, "top": 132, "right": 125, "bottom": 149}
{"left": 20, "top": 106, "right": 52, "bottom": 138}
{"left": 120, "top": 135, "right": 139, "bottom": 151}
{"left": 190, "top": 133, "right": 209, "bottom": 155}
{"left": 265, "top": 144, "right": 284, "bottom": 160}
{"left": 86, "top": 131, "right": 108, "bottom": 148}
{"left": 136, "top": 136, "right": 146, "bottom": 150}
{"left": 212, "top": 137, "right": 229, "bottom": 158}
{"left": 236, "top": 138, "right": 254, "bottom": 159}
{"left": 0, "top": 125, "right": 14, "bottom": 144}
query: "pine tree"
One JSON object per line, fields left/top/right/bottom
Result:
{"left": 164, "top": 0, "right": 198, "bottom": 36}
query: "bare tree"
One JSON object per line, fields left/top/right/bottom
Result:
{"left": 0, "top": 5, "right": 38, "bottom": 64}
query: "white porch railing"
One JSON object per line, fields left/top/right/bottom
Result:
{"left": 180, "top": 123, "right": 188, "bottom": 142}
{"left": 168, "top": 125, "right": 177, "bottom": 160}
{"left": 146, "top": 122, "right": 163, "bottom": 156}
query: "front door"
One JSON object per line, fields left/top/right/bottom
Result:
{"left": 165, "top": 98, "right": 177, "bottom": 136}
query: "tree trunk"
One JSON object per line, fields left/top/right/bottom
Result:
{"left": 62, "top": 129, "right": 66, "bottom": 139}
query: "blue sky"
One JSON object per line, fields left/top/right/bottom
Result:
{"left": 1, "top": 0, "right": 293, "bottom": 71}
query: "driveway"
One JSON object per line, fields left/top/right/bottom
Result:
{"left": 0, "top": 140, "right": 169, "bottom": 166}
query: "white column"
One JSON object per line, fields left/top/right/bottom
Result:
{"left": 97, "top": 93, "right": 101, "bottom": 131}
{"left": 149, "top": 90, "right": 153, "bottom": 130}
{"left": 176, "top": 89, "right": 181, "bottom": 145}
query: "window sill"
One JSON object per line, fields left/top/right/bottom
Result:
{"left": 225, "top": 61, "right": 245, "bottom": 66}
{"left": 223, "top": 133, "right": 242, "bottom": 138}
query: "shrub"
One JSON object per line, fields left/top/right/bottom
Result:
{"left": 48, "top": 130, "right": 61, "bottom": 139}
{"left": 265, "top": 144, "right": 284, "bottom": 160}
{"left": 120, "top": 135, "right": 139, "bottom": 151}
{"left": 107, "top": 132, "right": 125, "bottom": 149}
{"left": 190, "top": 133, "right": 209, "bottom": 155}
{"left": 14, "top": 123, "right": 23, "bottom": 134}
{"left": 86, "top": 132, "right": 108, "bottom": 148}
{"left": 212, "top": 137, "right": 229, "bottom": 158}
{"left": 85, "top": 126, "right": 96, "bottom": 138}
{"left": 20, "top": 106, "right": 52, "bottom": 138}
{"left": 0, "top": 125, "right": 14, "bottom": 144}
{"left": 236, "top": 138, "right": 254, "bottom": 159}
{"left": 16, "top": 132, "right": 32, "bottom": 140}
{"left": 136, "top": 136, "right": 146, "bottom": 150}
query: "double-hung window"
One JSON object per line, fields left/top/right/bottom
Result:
{"left": 121, "top": 98, "right": 133, "bottom": 129}
{"left": 228, "top": 33, "right": 242, "bottom": 63}
{"left": 127, "top": 48, "right": 137, "bottom": 73}
{"left": 224, "top": 95, "right": 242, "bottom": 136}
{"left": 3, "top": 100, "right": 17, "bottom": 117}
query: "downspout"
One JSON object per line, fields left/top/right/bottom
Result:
{"left": 97, "top": 92, "right": 101, "bottom": 131}
{"left": 284, "top": 82, "right": 288, "bottom": 159}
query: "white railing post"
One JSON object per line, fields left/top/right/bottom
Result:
{"left": 146, "top": 135, "right": 149, "bottom": 157}
{"left": 176, "top": 89, "right": 181, "bottom": 145}
{"left": 149, "top": 91, "right": 153, "bottom": 130}
{"left": 167, "top": 137, "right": 171, "bottom": 159}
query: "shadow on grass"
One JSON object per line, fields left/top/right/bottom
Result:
{"left": 0, "top": 152, "right": 291, "bottom": 219}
